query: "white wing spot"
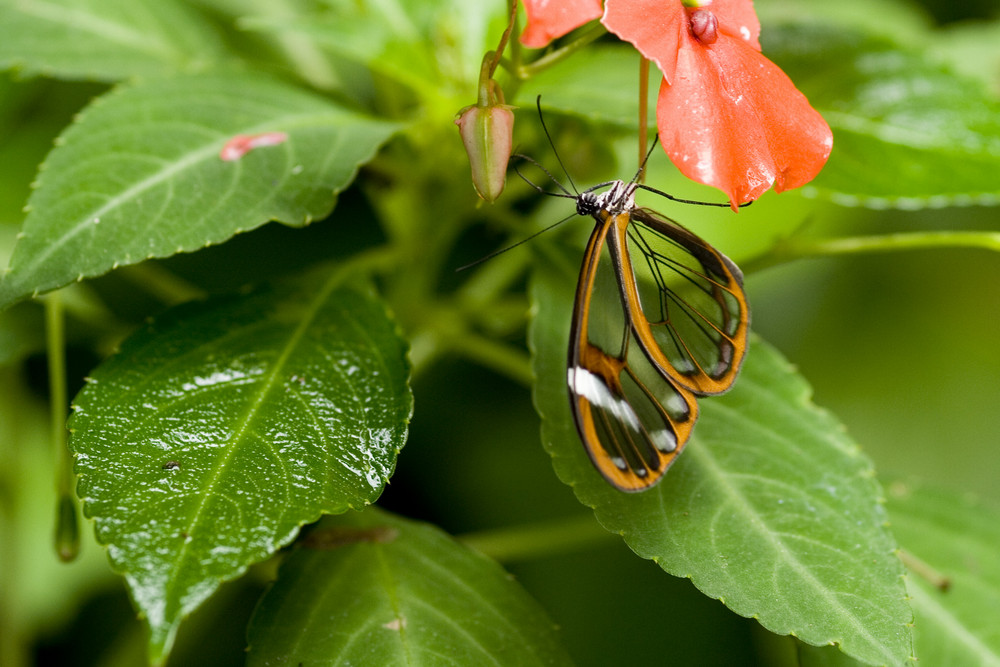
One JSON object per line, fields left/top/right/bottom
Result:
{"left": 568, "top": 367, "right": 640, "bottom": 432}
{"left": 650, "top": 428, "right": 677, "bottom": 453}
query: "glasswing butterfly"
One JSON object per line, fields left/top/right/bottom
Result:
{"left": 522, "top": 107, "right": 750, "bottom": 492}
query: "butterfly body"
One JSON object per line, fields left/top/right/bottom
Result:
{"left": 566, "top": 180, "right": 749, "bottom": 492}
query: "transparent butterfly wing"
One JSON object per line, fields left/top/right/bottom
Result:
{"left": 568, "top": 211, "right": 699, "bottom": 492}
{"left": 623, "top": 207, "right": 749, "bottom": 395}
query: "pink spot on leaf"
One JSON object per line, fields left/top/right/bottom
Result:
{"left": 219, "top": 132, "right": 289, "bottom": 161}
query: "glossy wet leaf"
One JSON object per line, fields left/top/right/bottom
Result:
{"left": 886, "top": 479, "right": 1000, "bottom": 666}
{"left": 68, "top": 272, "right": 412, "bottom": 662}
{"left": 246, "top": 508, "right": 573, "bottom": 666}
{"left": 0, "top": 71, "right": 400, "bottom": 309}
{"left": 765, "top": 23, "right": 1000, "bottom": 208}
{"left": 529, "top": 244, "right": 912, "bottom": 666}
{"left": 0, "top": 0, "right": 225, "bottom": 80}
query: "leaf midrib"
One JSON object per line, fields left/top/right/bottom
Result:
{"left": 680, "top": 393, "right": 903, "bottom": 664}
{"left": 164, "top": 272, "right": 347, "bottom": 614}
{"left": 12, "top": 1, "right": 175, "bottom": 58}
{"left": 909, "top": 582, "right": 1000, "bottom": 666}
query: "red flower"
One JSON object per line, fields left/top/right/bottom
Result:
{"left": 521, "top": 0, "right": 603, "bottom": 48}
{"left": 521, "top": 0, "right": 832, "bottom": 208}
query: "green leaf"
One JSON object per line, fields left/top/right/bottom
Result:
{"left": 529, "top": 244, "right": 913, "bottom": 666}
{"left": 240, "top": 0, "right": 508, "bottom": 95}
{"left": 757, "top": 0, "right": 932, "bottom": 45}
{"left": 0, "top": 301, "right": 44, "bottom": 366}
{"left": 67, "top": 271, "right": 412, "bottom": 663}
{"left": 0, "top": 76, "right": 110, "bottom": 227}
{"left": 930, "top": 20, "right": 1000, "bottom": 95}
{"left": 798, "top": 643, "right": 870, "bottom": 667}
{"left": 765, "top": 23, "right": 1000, "bottom": 209}
{"left": 517, "top": 45, "right": 660, "bottom": 128}
{"left": 246, "top": 507, "right": 573, "bottom": 666}
{"left": 0, "top": 367, "right": 119, "bottom": 643}
{"left": 0, "top": 70, "right": 401, "bottom": 309}
{"left": 886, "top": 479, "right": 1000, "bottom": 666}
{"left": 0, "top": 0, "right": 226, "bottom": 81}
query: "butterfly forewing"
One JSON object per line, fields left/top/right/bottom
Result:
{"left": 568, "top": 210, "right": 699, "bottom": 491}
{"left": 623, "top": 208, "right": 749, "bottom": 395}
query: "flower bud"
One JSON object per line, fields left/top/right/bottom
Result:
{"left": 689, "top": 9, "right": 719, "bottom": 44}
{"left": 455, "top": 103, "right": 515, "bottom": 203}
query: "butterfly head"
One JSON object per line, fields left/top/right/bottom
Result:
{"left": 576, "top": 180, "right": 637, "bottom": 220}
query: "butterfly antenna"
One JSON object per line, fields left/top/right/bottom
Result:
{"left": 535, "top": 95, "right": 579, "bottom": 195}
{"left": 630, "top": 134, "right": 752, "bottom": 208}
{"left": 636, "top": 183, "right": 753, "bottom": 208}
{"left": 629, "top": 134, "right": 661, "bottom": 184}
{"left": 456, "top": 214, "right": 576, "bottom": 272}
{"left": 512, "top": 154, "right": 575, "bottom": 198}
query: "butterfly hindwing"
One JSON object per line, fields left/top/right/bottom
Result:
{"left": 622, "top": 208, "right": 749, "bottom": 395}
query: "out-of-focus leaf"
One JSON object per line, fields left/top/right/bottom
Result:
{"left": 529, "top": 243, "right": 912, "bottom": 666}
{"left": 0, "top": 0, "right": 225, "bottom": 80}
{"left": 757, "top": 0, "right": 931, "bottom": 44}
{"left": 931, "top": 20, "right": 1000, "bottom": 96}
{"left": 0, "top": 71, "right": 400, "bottom": 309}
{"left": 0, "top": 368, "right": 118, "bottom": 653}
{"left": 239, "top": 0, "right": 508, "bottom": 94}
{"left": 886, "top": 479, "right": 1000, "bottom": 666}
{"left": 518, "top": 45, "right": 660, "bottom": 127}
{"left": 68, "top": 272, "right": 412, "bottom": 662}
{"left": 0, "top": 301, "right": 44, "bottom": 366}
{"left": 766, "top": 23, "right": 1000, "bottom": 209}
{"left": 246, "top": 508, "right": 573, "bottom": 666}
{"left": 0, "top": 76, "right": 110, "bottom": 227}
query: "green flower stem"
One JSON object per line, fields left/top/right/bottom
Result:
{"left": 333, "top": 244, "right": 404, "bottom": 283}
{"left": 44, "top": 293, "right": 67, "bottom": 490}
{"left": 514, "top": 23, "right": 607, "bottom": 81}
{"left": 446, "top": 330, "right": 533, "bottom": 386}
{"left": 484, "top": 0, "right": 519, "bottom": 83}
{"left": 117, "top": 263, "right": 207, "bottom": 305}
{"left": 743, "top": 230, "right": 1000, "bottom": 274}
{"left": 44, "top": 293, "right": 79, "bottom": 561}
{"left": 460, "top": 514, "right": 614, "bottom": 563}
{"left": 407, "top": 302, "right": 532, "bottom": 386}
{"left": 507, "top": 0, "right": 523, "bottom": 75}
{"left": 456, "top": 242, "right": 532, "bottom": 311}
{"left": 898, "top": 548, "right": 951, "bottom": 592}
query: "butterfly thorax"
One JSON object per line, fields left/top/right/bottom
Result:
{"left": 576, "top": 180, "right": 638, "bottom": 220}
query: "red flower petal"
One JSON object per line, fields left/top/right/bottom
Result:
{"left": 521, "top": 0, "right": 603, "bottom": 48}
{"left": 602, "top": 0, "right": 760, "bottom": 82}
{"left": 601, "top": 0, "right": 686, "bottom": 83}
{"left": 710, "top": 0, "right": 761, "bottom": 51}
{"left": 657, "top": 31, "right": 832, "bottom": 207}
